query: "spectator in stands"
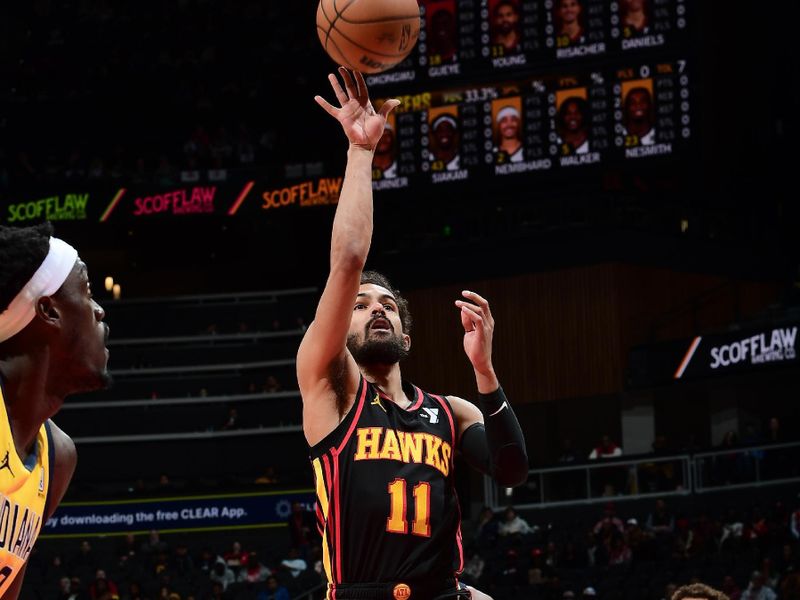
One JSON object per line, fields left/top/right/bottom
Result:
{"left": 220, "top": 407, "right": 239, "bottom": 431}
{"left": 257, "top": 575, "right": 290, "bottom": 600}
{"left": 209, "top": 557, "right": 236, "bottom": 591}
{"left": 593, "top": 503, "right": 625, "bottom": 536}
{"left": 287, "top": 501, "right": 317, "bottom": 558}
{"left": 558, "top": 438, "right": 580, "bottom": 463}
{"left": 280, "top": 547, "right": 308, "bottom": 578}
{"left": 171, "top": 543, "right": 195, "bottom": 579}
{"left": 498, "top": 505, "right": 533, "bottom": 537}
{"left": 224, "top": 541, "right": 248, "bottom": 574}
{"left": 781, "top": 572, "right": 800, "bottom": 600}
{"left": 461, "top": 547, "right": 485, "bottom": 586}
{"left": 672, "top": 583, "right": 731, "bottom": 599}
{"left": 264, "top": 375, "right": 282, "bottom": 393}
{"left": 792, "top": 502, "right": 800, "bottom": 540}
{"left": 741, "top": 571, "right": 777, "bottom": 600}
{"left": 582, "top": 587, "right": 597, "bottom": 598}
{"left": 607, "top": 534, "right": 632, "bottom": 565}
{"left": 765, "top": 417, "right": 783, "bottom": 444}
{"left": 255, "top": 466, "right": 279, "bottom": 485}
{"left": 238, "top": 551, "right": 271, "bottom": 583}
{"left": 58, "top": 576, "right": 72, "bottom": 600}
{"left": 660, "top": 583, "right": 678, "bottom": 600}
{"left": 588, "top": 434, "right": 622, "bottom": 459}
{"left": 89, "top": 570, "right": 119, "bottom": 600}
{"left": 646, "top": 499, "right": 675, "bottom": 535}
{"left": 67, "top": 577, "right": 90, "bottom": 600}
{"left": 721, "top": 576, "right": 742, "bottom": 600}
{"left": 473, "top": 506, "right": 500, "bottom": 545}
{"left": 141, "top": 531, "right": 169, "bottom": 561}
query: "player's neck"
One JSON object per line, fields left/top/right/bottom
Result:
{"left": 498, "top": 31, "right": 518, "bottom": 48}
{"left": 625, "top": 11, "right": 645, "bottom": 28}
{"left": 501, "top": 139, "right": 521, "bottom": 154}
{"left": 564, "top": 22, "right": 581, "bottom": 40}
{"left": 0, "top": 356, "right": 61, "bottom": 458}
{"left": 564, "top": 130, "right": 587, "bottom": 147}
{"left": 373, "top": 152, "right": 394, "bottom": 171}
{"left": 362, "top": 364, "right": 407, "bottom": 406}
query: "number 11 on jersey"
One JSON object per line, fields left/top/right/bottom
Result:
{"left": 386, "top": 478, "right": 431, "bottom": 537}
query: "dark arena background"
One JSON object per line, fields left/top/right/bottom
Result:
{"left": 2, "top": 1, "right": 800, "bottom": 599}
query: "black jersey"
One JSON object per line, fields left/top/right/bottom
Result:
{"left": 309, "top": 376, "right": 464, "bottom": 591}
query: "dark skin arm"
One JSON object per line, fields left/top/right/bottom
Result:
{"left": 4, "top": 420, "right": 76, "bottom": 600}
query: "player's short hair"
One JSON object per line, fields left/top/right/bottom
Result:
{"left": 556, "top": 96, "right": 589, "bottom": 127}
{"left": 493, "top": 0, "right": 519, "bottom": 16}
{"left": 671, "top": 584, "right": 730, "bottom": 600}
{"left": 0, "top": 223, "right": 54, "bottom": 311}
{"left": 360, "top": 270, "right": 412, "bottom": 335}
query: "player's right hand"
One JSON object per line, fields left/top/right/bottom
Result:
{"left": 314, "top": 67, "right": 400, "bottom": 151}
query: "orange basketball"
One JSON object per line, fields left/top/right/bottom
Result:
{"left": 316, "top": 0, "right": 421, "bottom": 74}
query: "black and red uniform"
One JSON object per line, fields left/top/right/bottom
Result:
{"left": 310, "top": 376, "right": 465, "bottom": 600}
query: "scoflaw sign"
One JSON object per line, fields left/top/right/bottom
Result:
{"left": 629, "top": 324, "right": 799, "bottom": 387}
{"left": 40, "top": 490, "right": 315, "bottom": 538}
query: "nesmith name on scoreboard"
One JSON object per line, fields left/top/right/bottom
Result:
{"left": 429, "top": 64, "right": 461, "bottom": 78}
{"left": 625, "top": 143, "right": 673, "bottom": 159}
{"left": 495, "top": 159, "right": 552, "bottom": 175}
{"left": 559, "top": 152, "right": 601, "bottom": 167}
{"left": 556, "top": 42, "right": 606, "bottom": 59}
{"left": 621, "top": 35, "right": 665, "bottom": 50}
{"left": 710, "top": 327, "right": 797, "bottom": 369}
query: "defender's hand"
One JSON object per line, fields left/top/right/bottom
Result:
{"left": 314, "top": 67, "right": 400, "bottom": 151}
{"left": 455, "top": 290, "right": 496, "bottom": 377}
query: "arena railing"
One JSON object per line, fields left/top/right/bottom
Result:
{"left": 107, "top": 328, "right": 304, "bottom": 347}
{"left": 106, "top": 286, "right": 318, "bottom": 307}
{"left": 488, "top": 441, "right": 800, "bottom": 509}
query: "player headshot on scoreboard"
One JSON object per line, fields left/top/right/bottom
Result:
{"left": 490, "top": 0, "right": 522, "bottom": 53}
{"left": 373, "top": 113, "right": 398, "bottom": 179}
{"left": 425, "top": 0, "right": 458, "bottom": 62}
{"left": 492, "top": 99, "right": 524, "bottom": 163}
{"left": 555, "top": 92, "right": 590, "bottom": 154}
{"left": 429, "top": 107, "right": 461, "bottom": 170}
{"left": 620, "top": 0, "right": 650, "bottom": 35}
{"left": 622, "top": 81, "right": 656, "bottom": 145}
{"left": 554, "top": 0, "right": 585, "bottom": 45}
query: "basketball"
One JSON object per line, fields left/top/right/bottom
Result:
{"left": 316, "top": 0, "right": 421, "bottom": 74}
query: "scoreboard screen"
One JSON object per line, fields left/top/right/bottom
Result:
{"left": 371, "top": 58, "right": 692, "bottom": 189}
{"left": 364, "top": 0, "right": 690, "bottom": 87}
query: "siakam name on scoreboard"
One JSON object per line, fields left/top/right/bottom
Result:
{"left": 7, "top": 194, "right": 90, "bottom": 223}
{"left": 261, "top": 177, "right": 343, "bottom": 210}
{"left": 133, "top": 186, "right": 217, "bottom": 216}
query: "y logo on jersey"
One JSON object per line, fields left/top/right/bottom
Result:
{"left": 420, "top": 407, "right": 440, "bottom": 424}
{"left": 39, "top": 467, "right": 45, "bottom": 494}
{"left": 0, "top": 450, "right": 13, "bottom": 477}
{"left": 371, "top": 394, "right": 386, "bottom": 413}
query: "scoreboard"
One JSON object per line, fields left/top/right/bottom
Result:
{"left": 364, "top": 0, "right": 694, "bottom": 191}
{"left": 372, "top": 58, "right": 691, "bottom": 189}
{"left": 364, "top": 0, "right": 690, "bottom": 86}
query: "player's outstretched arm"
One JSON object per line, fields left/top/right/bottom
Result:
{"left": 297, "top": 69, "right": 400, "bottom": 447}
{"left": 449, "top": 291, "right": 528, "bottom": 487}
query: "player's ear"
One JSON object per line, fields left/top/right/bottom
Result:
{"left": 35, "top": 296, "right": 61, "bottom": 328}
{"left": 403, "top": 334, "right": 411, "bottom": 352}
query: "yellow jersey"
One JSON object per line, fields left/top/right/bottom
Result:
{"left": 0, "top": 385, "right": 52, "bottom": 596}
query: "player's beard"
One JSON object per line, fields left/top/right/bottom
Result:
{"left": 347, "top": 332, "right": 409, "bottom": 366}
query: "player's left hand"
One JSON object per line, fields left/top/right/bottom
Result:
{"left": 456, "top": 290, "right": 495, "bottom": 376}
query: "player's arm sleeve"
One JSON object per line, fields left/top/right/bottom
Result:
{"left": 459, "top": 387, "right": 528, "bottom": 487}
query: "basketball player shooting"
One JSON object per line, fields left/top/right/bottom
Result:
{"left": 298, "top": 68, "right": 528, "bottom": 600}
{"left": 0, "top": 223, "right": 111, "bottom": 598}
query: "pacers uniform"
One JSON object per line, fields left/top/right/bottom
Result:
{"left": 0, "top": 386, "right": 53, "bottom": 596}
{"left": 310, "top": 376, "right": 466, "bottom": 600}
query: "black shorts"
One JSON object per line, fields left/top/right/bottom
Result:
{"left": 325, "top": 580, "right": 471, "bottom": 600}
